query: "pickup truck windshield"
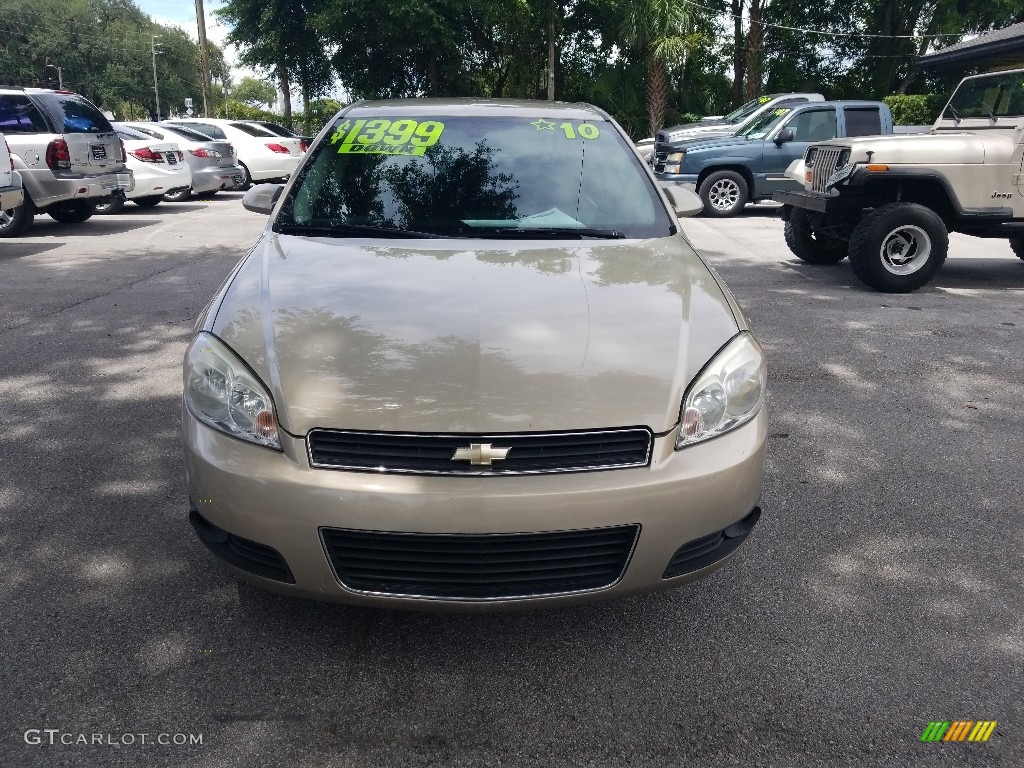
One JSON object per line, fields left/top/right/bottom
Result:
{"left": 945, "top": 72, "right": 1024, "bottom": 119}
{"left": 736, "top": 107, "right": 791, "bottom": 139}
{"left": 724, "top": 96, "right": 770, "bottom": 124}
{"left": 278, "top": 114, "right": 674, "bottom": 239}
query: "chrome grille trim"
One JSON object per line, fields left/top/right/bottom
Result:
{"left": 306, "top": 427, "right": 654, "bottom": 476}
{"left": 319, "top": 524, "right": 642, "bottom": 601}
{"left": 811, "top": 147, "right": 843, "bottom": 193}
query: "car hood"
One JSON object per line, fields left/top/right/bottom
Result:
{"left": 210, "top": 233, "right": 740, "bottom": 435}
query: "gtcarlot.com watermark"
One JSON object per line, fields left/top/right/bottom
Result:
{"left": 24, "top": 729, "right": 203, "bottom": 747}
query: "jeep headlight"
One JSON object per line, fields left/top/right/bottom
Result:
{"left": 184, "top": 332, "right": 282, "bottom": 449}
{"left": 675, "top": 333, "right": 765, "bottom": 449}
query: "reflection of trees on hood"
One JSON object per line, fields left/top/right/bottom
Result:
{"left": 385, "top": 142, "right": 519, "bottom": 229}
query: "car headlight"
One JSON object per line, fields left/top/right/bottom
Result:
{"left": 183, "top": 332, "right": 282, "bottom": 449}
{"left": 675, "top": 332, "right": 765, "bottom": 449}
{"left": 667, "top": 152, "right": 685, "bottom": 163}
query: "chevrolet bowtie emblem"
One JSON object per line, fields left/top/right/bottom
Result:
{"left": 451, "top": 443, "right": 511, "bottom": 466}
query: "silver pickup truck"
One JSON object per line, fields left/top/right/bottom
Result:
{"left": 0, "top": 87, "right": 133, "bottom": 237}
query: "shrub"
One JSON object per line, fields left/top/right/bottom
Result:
{"left": 883, "top": 94, "right": 946, "bottom": 126}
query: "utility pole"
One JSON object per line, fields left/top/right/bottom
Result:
{"left": 44, "top": 59, "right": 64, "bottom": 89}
{"left": 547, "top": 1, "right": 555, "bottom": 100}
{"left": 194, "top": 0, "right": 213, "bottom": 117}
{"left": 151, "top": 35, "right": 162, "bottom": 119}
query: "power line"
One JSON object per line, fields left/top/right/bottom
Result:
{"left": 679, "top": 0, "right": 968, "bottom": 39}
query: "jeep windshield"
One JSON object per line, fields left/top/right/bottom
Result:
{"left": 944, "top": 71, "right": 1024, "bottom": 120}
{"left": 277, "top": 113, "right": 674, "bottom": 239}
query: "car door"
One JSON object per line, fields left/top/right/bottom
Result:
{"left": 762, "top": 107, "right": 837, "bottom": 197}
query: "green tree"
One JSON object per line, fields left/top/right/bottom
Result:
{"left": 233, "top": 76, "right": 277, "bottom": 108}
{"left": 619, "top": 0, "right": 693, "bottom": 135}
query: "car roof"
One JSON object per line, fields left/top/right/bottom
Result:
{"left": 345, "top": 98, "right": 609, "bottom": 120}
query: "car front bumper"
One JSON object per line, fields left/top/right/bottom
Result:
{"left": 655, "top": 172, "right": 699, "bottom": 187}
{"left": 182, "top": 408, "right": 767, "bottom": 611}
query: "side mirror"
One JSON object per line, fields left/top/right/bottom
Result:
{"left": 242, "top": 183, "right": 284, "bottom": 215}
{"left": 774, "top": 128, "right": 794, "bottom": 145}
{"left": 661, "top": 184, "right": 703, "bottom": 218}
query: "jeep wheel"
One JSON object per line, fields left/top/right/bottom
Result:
{"left": 698, "top": 171, "right": 748, "bottom": 218}
{"left": 1010, "top": 237, "right": 1024, "bottom": 261}
{"left": 93, "top": 197, "right": 125, "bottom": 215}
{"left": 0, "top": 199, "right": 34, "bottom": 237}
{"left": 784, "top": 209, "right": 847, "bottom": 264}
{"left": 848, "top": 203, "right": 948, "bottom": 293}
{"left": 48, "top": 202, "right": 94, "bottom": 224}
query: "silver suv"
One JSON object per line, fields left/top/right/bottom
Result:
{"left": 0, "top": 88, "right": 133, "bottom": 237}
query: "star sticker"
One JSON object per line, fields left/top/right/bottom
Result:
{"left": 530, "top": 118, "right": 556, "bottom": 131}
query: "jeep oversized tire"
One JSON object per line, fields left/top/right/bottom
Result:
{"left": 848, "top": 203, "right": 948, "bottom": 293}
{"left": 1011, "top": 237, "right": 1024, "bottom": 261}
{"left": 784, "top": 208, "right": 847, "bottom": 264}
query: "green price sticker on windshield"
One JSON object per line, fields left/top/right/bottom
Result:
{"left": 530, "top": 118, "right": 601, "bottom": 139}
{"left": 331, "top": 118, "right": 445, "bottom": 156}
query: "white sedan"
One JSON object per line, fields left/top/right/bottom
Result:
{"left": 95, "top": 125, "right": 191, "bottom": 213}
{"left": 162, "top": 118, "right": 302, "bottom": 187}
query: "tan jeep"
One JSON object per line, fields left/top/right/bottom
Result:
{"left": 775, "top": 67, "right": 1024, "bottom": 292}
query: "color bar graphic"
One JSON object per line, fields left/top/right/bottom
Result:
{"left": 921, "top": 721, "right": 997, "bottom": 742}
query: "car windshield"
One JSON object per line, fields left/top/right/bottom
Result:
{"left": 723, "top": 95, "right": 773, "bottom": 124}
{"left": 231, "top": 122, "right": 277, "bottom": 137}
{"left": 944, "top": 72, "right": 1024, "bottom": 120}
{"left": 111, "top": 124, "right": 152, "bottom": 140}
{"left": 159, "top": 124, "right": 213, "bottom": 142}
{"left": 277, "top": 113, "right": 674, "bottom": 239}
{"left": 257, "top": 122, "right": 294, "bottom": 137}
{"left": 735, "top": 107, "right": 792, "bottom": 139}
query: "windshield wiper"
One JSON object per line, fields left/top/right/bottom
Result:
{"left": 945, "top": 104, "right": 961, "bottom": 122}
{"left": 481, "top": 227, "right": 626, "bottom": 239}
{"left": 275, "top": 222, "right": 439, "bottom": 239}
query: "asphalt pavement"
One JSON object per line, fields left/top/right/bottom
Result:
{"left": 1, "top": 196, "right": 1021, "bottom": 767}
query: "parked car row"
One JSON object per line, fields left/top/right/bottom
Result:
{"left": 0, "top": 86, "right": 306, "bottom": 236}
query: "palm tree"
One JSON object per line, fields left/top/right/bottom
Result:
{"left": 620, "top": 0, "right": 691, "bottom": 136}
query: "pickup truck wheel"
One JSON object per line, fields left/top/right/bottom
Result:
{"left": 0, "top": 199, "right": 34, "bottom": 237}
{"left": 784, "top": 209, "right": 847, "bottom": 264}
{"left": 48, "top": 202, "right": 94, "bottom": 224}
{"left": 698, "top": 171, "right": 748, "bottom": 217}
{"left": 1010, "top": 237, "right": 1024, "bottom": 261}
{"left": 849, "top": 203, "right": 948, "bottom": 293}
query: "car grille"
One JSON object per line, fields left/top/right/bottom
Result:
{"left": 810, "top": 147, "right": 848, "bottom": 194}
{"left": 306, "top": 428, "right": 653, "bottom": 475}
{"left": 321, "top": 525, "right": 640, "bottom": 599}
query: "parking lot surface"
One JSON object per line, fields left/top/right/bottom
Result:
{"left": 1, "top": 197, "right": 1021, "bottom": 767}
